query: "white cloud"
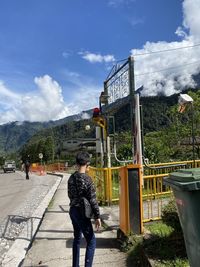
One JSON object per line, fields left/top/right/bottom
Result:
{"left": 81, "top": 112, "right": 91, "bottom": 120}
{"left": 0, "top": 81, "right": 20, "bottom": 103}
{"left": 79, "top": 51, "right": 115, "bottom": 63}
{"left": 108, "top": 0, "right": 135, "bottom": 8}
{"left": 182, "top": 0, "right": 200, "bottom": 40}
{"left": 128, "top": 17, "right": 144, "bottom": 27}
{"left": 61, "top": 69, "right": 101, "bottom": 113}
{"left": 0, "top": 75, "right": 71, "bottom": 124}
{"left": 70, "top": 85, "right": 100, "bottom": 113}
{"left": 1, "top": 0, "right": 199, "bottom": 125}
{"left": 62, "top": 50, "right": 73, "bottom": 59}
{"left": 0, "top": 74, "right": 101, "bottom": 125}
{"left": 175, "top": 26, "right": 188, "bottom": 39}
{"left": 130, "top": 0, "right": 200, "bottom": 96}
{"left": 62, "top": 52, "right": 70, "bottom": 59}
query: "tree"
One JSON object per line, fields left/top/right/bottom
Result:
{"left": 44, "top": 136, "right": 55, "bottom": 163}
{"left": 115, "top": 131, "right": 132, "bottom": 162}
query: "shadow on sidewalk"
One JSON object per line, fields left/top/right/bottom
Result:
{"left": 46, "top": 205, "right": 69, "bottom": 213}
{"left": 35, "top": 229, "right": 73, "bottom": 241}
{"left": 66, "top": 237, "right": 120, "bottom": 249}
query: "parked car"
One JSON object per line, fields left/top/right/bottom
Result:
{"left": 3, "top": 160, "right": 16, "bottom": 173}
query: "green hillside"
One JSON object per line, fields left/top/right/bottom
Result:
{"left": 1, "top": 88, "right": 200, "bottom": 165}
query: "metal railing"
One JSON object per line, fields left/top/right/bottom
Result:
{"left": 142, "top": 160, "right": 200, "bottom": 222}
{"left": 88, "top": 166, "right": 121, "bottom": 205}
{"left": 43, "top": 160, "right": 200, "bottom": 222}
{"left": 89, "top": 160, "right": 200, "bottom": 222}
{"left": 143, "top": 173, "right": 172, "bottom": 222}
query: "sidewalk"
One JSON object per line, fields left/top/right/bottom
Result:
{"left": 22, "top": 174, "right": 127, "bottom": 267}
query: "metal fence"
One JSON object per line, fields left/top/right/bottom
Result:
{"left": 142, "top": 160, "right": 200, "bottom": 222}
{"left": 42, "top": 160, "right": 200, "bottom": 222}
{"left": 89, "top": 160, "right": 200, "bottom": 222}
{"left": 88, "top": 166, "right": 121, "bottom": 204}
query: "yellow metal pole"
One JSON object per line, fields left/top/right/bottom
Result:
{"left": 105, "top": 168, "right": 109, "bottom": 204}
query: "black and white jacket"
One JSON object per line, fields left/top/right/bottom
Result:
{"left": 68, "top": 171, "right": 100, "bottom": 219}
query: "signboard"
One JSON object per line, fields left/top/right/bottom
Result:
{"left": 104, "top": 59, "right": 130, "bottom": 105}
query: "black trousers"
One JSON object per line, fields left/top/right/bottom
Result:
{"left": 25, "top": 167, "right": 29, "bottom": 179}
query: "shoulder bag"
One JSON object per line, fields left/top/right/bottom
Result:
{"left": 74, "top": 175, "right": 93, "bottom": 219}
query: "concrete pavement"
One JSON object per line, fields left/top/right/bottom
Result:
{"left": 21, "top": 174, "right": 127, "bottom": 267}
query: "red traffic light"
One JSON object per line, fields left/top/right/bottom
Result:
{"left": 92, "top": 107, "right": 106, "bottom": 128}
{"left": 93, "top": 107, "right": 100, "bottom": 117}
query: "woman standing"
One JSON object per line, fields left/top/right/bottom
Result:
{"left": 68, "top": 151, "right": 101, "bottom": 267}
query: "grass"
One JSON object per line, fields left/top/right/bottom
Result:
{"left": 125, "top": 222, "right": 189, "bottom": 267}
{"left": 153, "top": 258, "right": 189, "bottom": 267}
{"left": 146, "top": 222, "right": 174, "bottom": 238}
{"left": 144, "top": 222, "right": 189, "bottom": 266}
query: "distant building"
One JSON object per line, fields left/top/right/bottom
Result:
{"left": 61, "top": 138, "right": 96, "bottom": 156}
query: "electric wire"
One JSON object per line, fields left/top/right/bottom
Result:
{"left": 108, "top": 43, "right": 200, "bottom": 80}
{"left": 135, "top": 59, "right": 200, "bottom": 77}
{"left": 114, "top": 43, "right": 200, "bottom": 64}
{"left": 133, "top": 43, "right": 200, "bottom": 57}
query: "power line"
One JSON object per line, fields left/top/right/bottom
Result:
{"left": 108, "top": 44, "right": 200, "bottom": 79}
{"left": 113, "top": 43, "right": 200, "bottom": 66}
{"left": 135, "top": 60, "right": 200, "bottom": 77}
{"left": 133, "top": 43, "right": 200, "bottom": 57}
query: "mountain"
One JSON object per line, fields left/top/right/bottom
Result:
{"left": 112, "top": 93, "right": 178, "bottom": 134}
{"left": 0, "top": 88, "right": 197, "bottom": 156}
{"left": 0, "top": 121, "right": 46, "bottom": 154}
{"left": 0, "top": 110, "right": 93, "bottom": 155}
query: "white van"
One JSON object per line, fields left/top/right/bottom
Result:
{"left": 3, "top": 160, "right": 16, "bottom": 173}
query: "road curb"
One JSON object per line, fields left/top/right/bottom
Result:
{"left": 2, "top": 174, "right": 63, "bottom": 267}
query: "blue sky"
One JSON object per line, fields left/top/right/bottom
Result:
{"left": 0, "top": 0, "right": 200, "bottom": 124}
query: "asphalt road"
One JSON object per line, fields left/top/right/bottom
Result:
{"left": 0, "top": 170, "right": 59, "bottom": 264}
{"left": 0, "top": 170, "right": 58, "bottom": 224}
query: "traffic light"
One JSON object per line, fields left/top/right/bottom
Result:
{"left": 92, "top": 107, "right": 106, "bottom": 128}
{"left": 93, "top": 107, "right": 101, "bottom": 118}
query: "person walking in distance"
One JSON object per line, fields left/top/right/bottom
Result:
{"left": 68, "top": 151, "right": 101, "bottom": 267}
{"left": 24, "top": 155, "right": 31, "bottom": 180}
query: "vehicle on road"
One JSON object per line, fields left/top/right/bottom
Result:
{"left": 3, "top": 160, "right": 16, "bottom": 173}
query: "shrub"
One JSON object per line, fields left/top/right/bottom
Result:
{"left": 161, "top": 199, "right": 182, "bottom": 233}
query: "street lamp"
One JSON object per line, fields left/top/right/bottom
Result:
{"left": 178, "top": 93, "right": 195, "bottom": 165}
{"left": 85, "top": 125, "right": 91, "bottom": 131}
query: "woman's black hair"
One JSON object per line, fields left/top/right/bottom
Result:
{"left": 76, "top": 151, "right": 91, "bottom": 166}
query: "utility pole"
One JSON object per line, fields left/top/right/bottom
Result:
{"left": 191, "top": 103, "right": 195, "bottom": 166}
{"left": 129, "top": 56, "right": 135, "bottom": 163}
{"left": 128, "top": 56, "right": 143, "bottom": 166}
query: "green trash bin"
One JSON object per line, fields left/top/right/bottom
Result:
{"left": 164, "top": 168, "right": 200, "bottom": 267}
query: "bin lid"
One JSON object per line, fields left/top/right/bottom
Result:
{"left": 169, "top": 168, "right": 200, "bottom": 182}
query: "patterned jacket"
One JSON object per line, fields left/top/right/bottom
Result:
{"left": 68, "top": 171, "right": 100, "bottom": 219}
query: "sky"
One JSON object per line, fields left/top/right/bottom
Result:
{"left": 0, "top": 0, "right": 200, "bottom": 125}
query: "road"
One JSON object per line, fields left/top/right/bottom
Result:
{"left": 0, "top": 170, "right": 60, "bottom": 264}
